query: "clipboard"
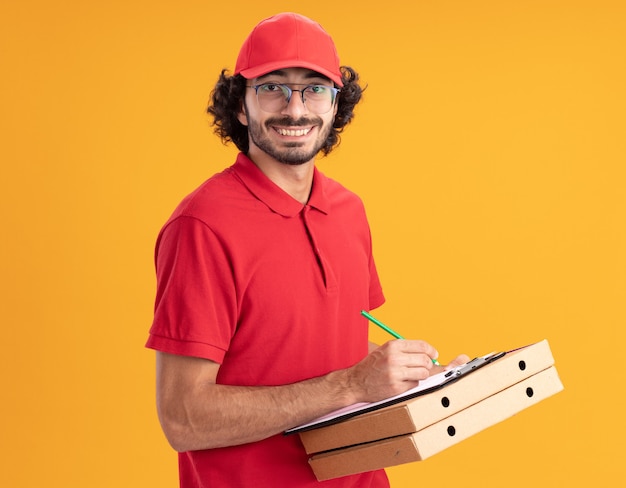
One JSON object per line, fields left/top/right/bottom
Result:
{"left": 285, "top": 351, "right": 506, "bottom": 435}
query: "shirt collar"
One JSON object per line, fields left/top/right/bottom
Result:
{"left": 232, "top": 153, "right": 330, "bottom": 217}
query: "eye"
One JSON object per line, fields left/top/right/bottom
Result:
{"left": 308, "top": 85, "right": 327, "bottom": 94}
{"left": 259, "top": 83, "right": 281, "bottom": 93}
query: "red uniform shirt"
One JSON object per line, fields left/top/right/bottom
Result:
{"left": 147, "top": 153, "right": 388, "bottom": 487}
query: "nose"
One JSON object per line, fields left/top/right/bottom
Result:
{"left": 282, "top": 89, "right": 309, "bottom": 117}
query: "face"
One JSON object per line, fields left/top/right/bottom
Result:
{"left": 238, "top": 68, "right": 338, "bottom": 166}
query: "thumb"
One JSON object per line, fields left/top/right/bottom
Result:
{"left": 444, "top": 354, "right": 471, "bottom": 370}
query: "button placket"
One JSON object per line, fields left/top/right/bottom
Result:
{"left": 302, "top": 206, "right": 337, "bottom": 293}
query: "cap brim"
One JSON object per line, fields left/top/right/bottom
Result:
{"left": 239, "top": 60, "right": 344, "bottom": 87}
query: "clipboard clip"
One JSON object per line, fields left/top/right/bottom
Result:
{"left": 444, "top": 351, "right": 506, "bottom": 378}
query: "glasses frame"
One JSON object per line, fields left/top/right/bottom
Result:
{"left": 247, "top": 83, "right": 341, "bottom": 114}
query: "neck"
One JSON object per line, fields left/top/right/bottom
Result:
{"left": 247, "top": 147, "right": 315, "bottom": 204}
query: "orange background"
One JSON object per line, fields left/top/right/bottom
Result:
{"left": 1, "top": 1, "right": 624, "bottom": 486}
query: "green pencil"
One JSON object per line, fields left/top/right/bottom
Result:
{"left": 360, "top": 310, "right": 440, "bottom": 365}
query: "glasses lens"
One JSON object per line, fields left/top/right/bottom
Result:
{"left": 302, "top": 86, "right": 336, "bottom": 114}
{"left": 255, "top": 84, "right": 290, "bottom": 112}
{"left": 255, "top": 84, "right": 337, "bottom": 114}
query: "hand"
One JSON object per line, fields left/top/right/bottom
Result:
{"left": 346, "top": 339, "right": 439, "bottom": 403}
{"left": 429, "top": 354, "right": 472, "bottom": 376}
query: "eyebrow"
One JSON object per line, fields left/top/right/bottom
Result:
{"left": 256, "top": 69, "right": 332, "bottom": 84}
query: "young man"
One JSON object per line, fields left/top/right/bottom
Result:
{"left": 146, "top": 12, "right": 468, "bottom": 487}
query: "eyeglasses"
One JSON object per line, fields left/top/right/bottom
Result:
{"left": 247, "top": 83, "right": 340, "bottom": 114}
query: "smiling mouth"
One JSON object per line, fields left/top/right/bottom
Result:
{"left": 274, "top": 127, "right": 313, "bottom": 137}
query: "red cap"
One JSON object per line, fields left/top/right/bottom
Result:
{"left": 234, "top": 13, "right": 343, "bottom": 87}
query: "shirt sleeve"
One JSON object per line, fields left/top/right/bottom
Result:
{"left": 146, "top": 215, "right": 238, "bottom": 363}
{"left": 368, "top": 236, "right": 386, "bottom": 310}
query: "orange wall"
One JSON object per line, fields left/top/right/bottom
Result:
{"left": 1, "top": 1, "right": 624, "bottom": 486}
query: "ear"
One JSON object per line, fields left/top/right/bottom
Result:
{"left": 237, "top": 100, "right": 248, "bottom": 126}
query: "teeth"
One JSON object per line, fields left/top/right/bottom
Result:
{"left": 276, "top": 128, "right": 311, "bottom": 136}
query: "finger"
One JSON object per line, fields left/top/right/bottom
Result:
{"left": 400, "top": 364, "right": 432, "bottom": 382}
{"left": 394, "top": 339, "right": 439, "bottom": 360}
{"left": 445, "top": 354, "right": 471, "bottom": 369}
